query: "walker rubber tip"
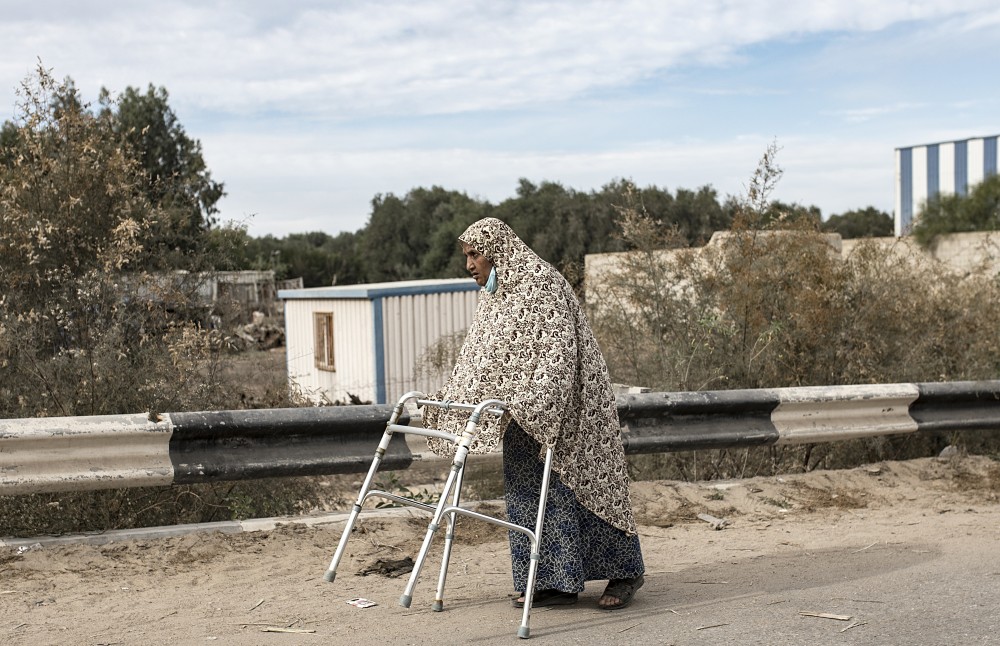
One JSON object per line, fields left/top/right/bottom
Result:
{"left": 399, "top": 594, "right": 412, "bottom": 608}
{"left": 517, "top": 626, "right": 530, "bottom": 639}
{"left": 323, "top": 571, "right": 336, "bottom": 583}
{"left": 432, "top": 600, "right": 443, "bottom": 612}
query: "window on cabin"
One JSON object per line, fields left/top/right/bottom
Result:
{"left": 314, "top": 312, "right": 335, "bottom": 371}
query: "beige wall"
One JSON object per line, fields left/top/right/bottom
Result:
{"left": 586, "top": 231, "right": 1000, "bottom": 303}
{"left": 841, "top": 231, "right": 1000, "bottom": 276}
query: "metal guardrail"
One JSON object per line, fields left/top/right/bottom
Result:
{"left": 0, "top": 406, "right": 410, "bottom": 495}
{"left": 1, "top": 381, "right": 998, "bottom": 496}
{"left": 619, "top": 381, "right": 1000, "bottom": 453}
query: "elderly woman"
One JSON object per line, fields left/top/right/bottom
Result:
{"left": 423, "top": 217, "right": 644, "bottom": 610}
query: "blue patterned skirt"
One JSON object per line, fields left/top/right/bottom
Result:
{"left": 503, "top": 422, "right": 645, "bottom": 593}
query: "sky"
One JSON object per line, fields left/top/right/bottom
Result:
{"left": 1, "top": 1, "right": 998, "bottom": 238}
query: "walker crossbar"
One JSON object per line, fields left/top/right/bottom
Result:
{"left": 416, "top": 398, "right": 507, "bottom": 417}
{"left": 386, "top": 423, "right": 458, "bottom": 443}
{"left": 438, "top": 505, "right": 536, "bottom": 539}
{"left": 322, "top": 391, "right": 554, "bottom": 640}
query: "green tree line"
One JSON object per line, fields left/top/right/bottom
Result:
{"left": 226, "top": 183, "right": 895, "bottom": 288}
{"left": 0, "top": 69, "right": 900, "bottom": 290}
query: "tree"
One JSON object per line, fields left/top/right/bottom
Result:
{"left": 0, "top": 65, "right": 326, "bottom": 536}
{"left": 761, "top": 200, "right": 823, "bottom": 229}
{"left": 0, "top": 64, "right": 233, "bottom": 419}
{"left": 281, "top": 230, "right": 365, "bottom": 287}
{"left": 823, "top": 207, "right": 893, "bottom": 238}
{"left": 913, "top": 174, "right": 1000, "bottom": 247}
{"left": 359, "top": 187, "right": 487, "bottom": 282}
{"left": 98, "top": 84, "right": 225, "bottom": 266}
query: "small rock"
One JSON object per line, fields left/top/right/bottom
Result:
{"left": 938, "top": 445, "right": 959, "bottom": 458}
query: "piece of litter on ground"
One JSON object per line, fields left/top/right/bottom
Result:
{"left": 249, "top": 599, "right": 265, "bottom": 611}
{"left": 799, "top": 611, "right": 852, "bottom": 621}
{"left": 357, "top": 556, "right": 414, "bottom": 578}
{"left": 696, "top": 513, "right": 730, "bottom": 530}
{"left": 346, "top": 597, "right": 378, "bottom": 608}
{"left": 261, "top": 627, "right": 317, "bottom": 634}
{"left": 696, "top": 623, "right": 730, "bottom": 630}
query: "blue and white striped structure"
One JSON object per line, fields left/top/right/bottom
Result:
{"left": 895, "top": 134, "right": 1000, "bottom": 236}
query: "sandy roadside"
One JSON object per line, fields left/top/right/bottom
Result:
{"left": 2, "top": 454, "right": 998, "bottom": 645}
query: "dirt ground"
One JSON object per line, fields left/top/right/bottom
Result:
{"left": 2, "top": 454, "right": 999, "bottom": 645}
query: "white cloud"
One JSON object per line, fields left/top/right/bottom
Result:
{"left": 827, "top": 102, "right": 928, "bottom": 123}
{"left": 1, "top": 1, "right": 997, "bottom": 237}
{"left": 2, "top": 0, "right": 993, "bottom": 118}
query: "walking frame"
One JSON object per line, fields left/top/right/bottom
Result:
{"left": 323, "top": 391, "right": 555, "bottom": 639}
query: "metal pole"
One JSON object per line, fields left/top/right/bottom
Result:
{"left": 517, "top": 445, "right": 554, "bottom": 639}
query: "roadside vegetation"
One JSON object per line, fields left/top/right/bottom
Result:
{"left": 0, "top": 66, "right": 317, "bottom": 536}
{"left": 588, "top": 143, "right": 1000, "bottom": 481}
{"left": 912, "top": 173, "right": 1000, "bottom": 246}
{"left": 0, "top": 65, "right": 995, "bottom": 537}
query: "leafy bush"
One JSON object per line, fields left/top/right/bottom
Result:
{"left": 913, "top": 174, "right": 1000, "bottom": 246}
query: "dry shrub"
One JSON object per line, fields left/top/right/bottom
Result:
{"left": 0, "top": 65, "right": 324, "bottom": 537}
{"left": 594, "top": 144, "right": 1000, "bottom": 481}
{"left": 782, "top": 482, "right": 867, "bottom": 511}
{"left": 988, "top": 464, "right": 1000, "bottom": 492}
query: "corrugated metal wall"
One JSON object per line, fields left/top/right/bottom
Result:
{"left": 895, "top": 134, "right": 1000, "bottom": 235}
{"left": 284, "top": 298, "right": 376, "bottom": 404}
{"left": 380, "top": 290, "right": 479, "bottom": 404}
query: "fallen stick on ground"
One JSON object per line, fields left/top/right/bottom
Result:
{"left": 799, "top": 611, "right": 852, "bottom": 621}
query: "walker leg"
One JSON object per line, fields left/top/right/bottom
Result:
{"left": 324, "top": 505, "right": 362, "bottom": 582}
{"left": 433, "top": 469, "right": 464, "bottom": 611}
{"left": 399, "top": 453, "right": 466, "bottom": 608}
{"left": 518, "top": 446, "right": 555, "bottom": 639}
{"left": 323, "top": 415, "right": 402, "bottom": 581}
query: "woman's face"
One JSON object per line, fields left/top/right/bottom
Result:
{"left": 462, "top": 242, "right": 494, "bottom": 287}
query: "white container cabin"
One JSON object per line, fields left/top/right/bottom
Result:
{"left": 279, "top": 278, "right": 479, "bottom": 405}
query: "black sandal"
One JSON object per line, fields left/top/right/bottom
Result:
{"left": 511, "top": 589, "right": 579, "bottom": 608}
{"left": 599, "top": 574, "right": 645, "bottom": 610}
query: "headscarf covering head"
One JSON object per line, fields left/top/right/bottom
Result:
{"left": 458, "top": 217, "right": 538, "bottom": 294}
{"left": 423, "top": 217, "right": 637, "bottom": 534}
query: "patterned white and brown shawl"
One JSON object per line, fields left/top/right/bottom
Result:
{"left": 422, "top": 217, "right": 637, "bottom": 535}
